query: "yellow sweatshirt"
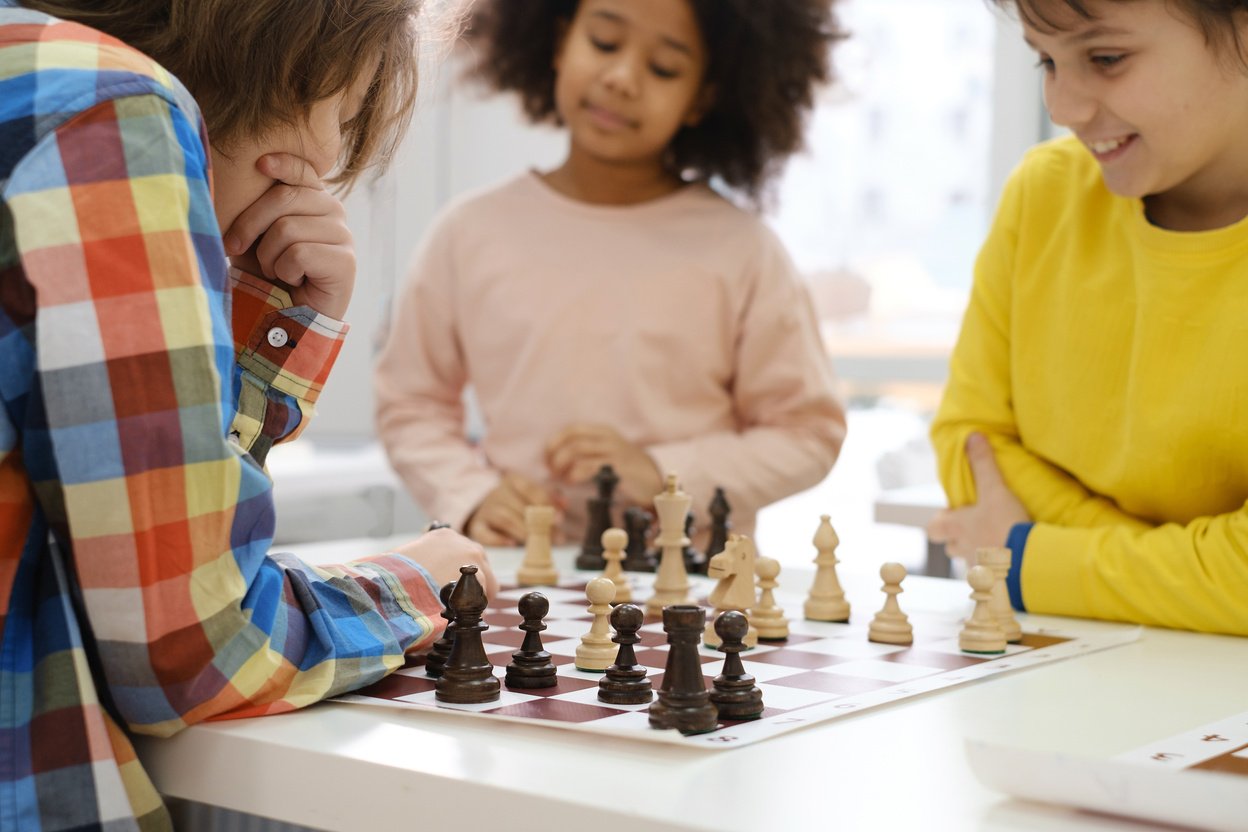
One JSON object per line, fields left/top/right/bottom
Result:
{"left": 932, "top": 136, "right": 1248, "bottom": 636}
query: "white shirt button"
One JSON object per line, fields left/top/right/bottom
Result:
{"left": 266, "top": 326, "right": 290, "bottom": 348}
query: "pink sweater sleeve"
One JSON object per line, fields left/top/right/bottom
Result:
{"left": 647, "top": 229, "right": 846, "bottom": 523}
{"left": 374, "top": 215, "right": 501, "bottom": 531}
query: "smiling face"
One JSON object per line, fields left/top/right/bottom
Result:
{"left": 1023, "top": 0, "right": 1248, "bottom": 227}
{"left": 209, "top": 66, "right": 375, "bottom": 232}
{"left": 552, "top": 0, "right": 711, "bottom": 174}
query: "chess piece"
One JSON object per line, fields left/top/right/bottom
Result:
{"left": 622, "top": 507, "right": 656, "bottom": 572}
{"left": 960, "top": 565, "right": 1008, "bottom": 654}
{"left": 424, "top": 581, "right": 456, "bottom": 678}
{"left": 517, "top": 505, "right": 557, "bottom": 586}
{"left": 435, "top": 565, "right": 501, "bottom": 703}
{"left": 706, "top": 487, "right": 731, "bottom": 559}
{"left": 505, "top": 592, "right": 558, "bottom": 689}
{"left": 804, "top": 515, "right": 850, "bottom": 622}
{"left": 868, "top": 562, "right": 914, "bottom": 645}
{"left": 976, "top": 546, "right": 1023, "bottom": 643}
{"left": 600, "top": 527, "right": 631, "bottom": 603}
{"left": 577, "top": 464, "right": 619, "bottom": 570}
{"left": 703, "top": 534, "right": 759, "bottom": 649}
{"left": 575, "top": 577, "right": 618, "bottom": 671}
{"left": 751, "top": 556, "right": 789, "bottom": 642}
{"left": 645, "top": 474, "right": 696, "bottom": 616}
{"left": 682, "top": 513, "right": 707, "bottom": 575}
{"left": 598, "top": 604, "right": 653, "bottom": 705}
{"left": 649, "top": 605, "right": 718, "bottom": 735}
{"left": 709, "top": 611, "right": 764, "bottom": 720}
{"left": 425, "top": 520, "right": 452, "bottom": 531}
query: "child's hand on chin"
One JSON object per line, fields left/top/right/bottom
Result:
{"left": 223, "top": 152, "right": 355, "bottom": 320}
{"left": 544, "top": 424, "right": 663, "bottom": 505}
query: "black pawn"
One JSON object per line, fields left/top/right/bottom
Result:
{"left": 621, "top": 507, "right": 656, "bottom": 572}
{"left": 505, "top": 592, "right": 558, "bottom": 689}
{"left": 682, "top": 513, "right": 706, "bottom": 575}
{"left": 649, "top": 605, "right": 718, "bottom": 735}
{"left": 425, "top": 581, "right": 456, "bottom": 678}
{"left": 577, "top": 464, "right": 619, "bottom": 570}
{"left": 435, "top": 565, "right": 500, "bottom": 704}
{"left": 598, "top": 604, "right": 653, "bottom": 705}
{"left": 706, "top": 487, "right": 731, "bottom": 560}
{"left": 709, "top": 611, "right": 764, "bottom": 720}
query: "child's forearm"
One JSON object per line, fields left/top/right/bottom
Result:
{"left": 1018, "top": 513, "right": 1248, "bottom": 636}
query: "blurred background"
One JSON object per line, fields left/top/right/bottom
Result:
{"left": 266, "top": 0, "right": 1054, "bottom": 576}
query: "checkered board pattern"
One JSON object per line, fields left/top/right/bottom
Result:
{"left": 1116, "top": 710, "right": 1248, "bottom": 778}
{"left": 334, "top": 573, "right": 1141, "bottom": 749}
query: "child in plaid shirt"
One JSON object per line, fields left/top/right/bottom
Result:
{"left": 0, "top": 1, "right": 492, "bottom": 828}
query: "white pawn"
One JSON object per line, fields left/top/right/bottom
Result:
{"left": 601, "top": 527, "right": 631, "bottom": 603}
{"left": 804, "top": 515, "right": 850, "bottom": 622}
{"left": 976, "top": 547, "right": 1022, "bottom": 643}
{"left": 960, "top": 565, "right": 1007, "bottom": 654}
{"left": 575, "top": 577, "right": 618, "bottom": 671}
{"left": 752, "top": 556, "right": 789, "bottom": 641}
{"left": 868, "top": 562, "right": 913, "bottom": 645}
{"left": 517, "top": 505, "right": 557, "bottom": 587}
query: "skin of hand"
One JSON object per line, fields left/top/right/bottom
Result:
{"left": 222, "top": 152, "right": 355, "bottom": 320}
{"left": 391, "top": 527, "right": 499, "bottom": 601}
{"left": 465, "top": 472, "right": 565, "bottom": 547}
{"left": 926, "top": 432, "right": 1030, "bottom": 558}
{"left": 544, "top": 423, "right": 663, "bottom": 505}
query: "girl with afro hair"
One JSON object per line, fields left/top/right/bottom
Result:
{"left": 377, "top": 0, "right": 848, "bottom": 548}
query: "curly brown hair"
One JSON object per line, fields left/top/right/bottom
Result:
{"left": 19, "top": 0, "right": 423, "bottom": 186}
{"left": 467, "top": 0, "right": 844, "bottom": 205}
{"left": 995, "top": 0, "right": 1248, "bottom": 61}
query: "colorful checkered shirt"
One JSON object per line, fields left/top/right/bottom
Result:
{"left": 0, "top": 7, "right": 443, "bottom": 830}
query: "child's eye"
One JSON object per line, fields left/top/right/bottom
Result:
{"left": 589, "top": 36, "right": 620, "bottom": 53}
{"left": 650, "top": 63, "right": 679, "bottom": 80}
{"left": 1034, "top": 56, "right": 1055, "bottom": 73}
{"left": 1091, "top": 54, "right": 1126, "bottom": 68}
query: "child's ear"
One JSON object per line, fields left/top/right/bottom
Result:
{"left": 684, "top": 83, "right": 717, "bottom": 127}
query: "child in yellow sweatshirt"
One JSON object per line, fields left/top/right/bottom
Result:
{"left": 929, "top": 0, "right": 1248, "bottom": 636}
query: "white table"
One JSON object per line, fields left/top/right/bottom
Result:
{"left": 135, "top": 538, "right": 1248, "bottom": 831}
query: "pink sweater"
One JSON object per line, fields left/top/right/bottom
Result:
{"left": 375, "top": 172, "right": 845, "bottom": 541}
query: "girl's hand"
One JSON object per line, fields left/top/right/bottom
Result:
{"left": 927, "top": 433, "right": 1030, "bottom": 558}
{"left": 465, "top": 473, "right": 564, "bottom": 547}
{"left": 222, "top": 152, "right": 355, "bottom": 320}
{"left": 545, "top": 424, "right": 663, "bottom": 505}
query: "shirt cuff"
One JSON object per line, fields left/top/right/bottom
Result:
{"left": 1005, "top": 522, "right": 1032, "bottom": 612}
{"left": 232, "top": 269, "right": 348, "bottom": 403}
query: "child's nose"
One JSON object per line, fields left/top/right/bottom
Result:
{"left": 602, "top": 54, "right": 642, "bottom": 98}
{"left": 1043, "top": 73, "right": 1097, "bottom": 130}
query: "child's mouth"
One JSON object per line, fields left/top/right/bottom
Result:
{"left": 1086, "top": 134, "right": 1137, "bottom": 163}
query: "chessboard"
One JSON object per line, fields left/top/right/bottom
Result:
{"left": 334, "top": 571, "right": 1140, "bottom": 749}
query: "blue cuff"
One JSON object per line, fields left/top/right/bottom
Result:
{"left": 1005, "top": 522, "right": 1032, "bottom": 612}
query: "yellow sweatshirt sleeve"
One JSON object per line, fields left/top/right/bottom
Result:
{"left": 931, "top": 161, "right": 1149, "bottom": 532}
{"left": 1024, "top": 511, "right": 1248, "bottom": 635}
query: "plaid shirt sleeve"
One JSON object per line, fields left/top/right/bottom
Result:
{"left": 8, "top": 88, "right": 443, "bottom": 724}
{"left": 229, "top": 268, "right": 347, "bottom": 464}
